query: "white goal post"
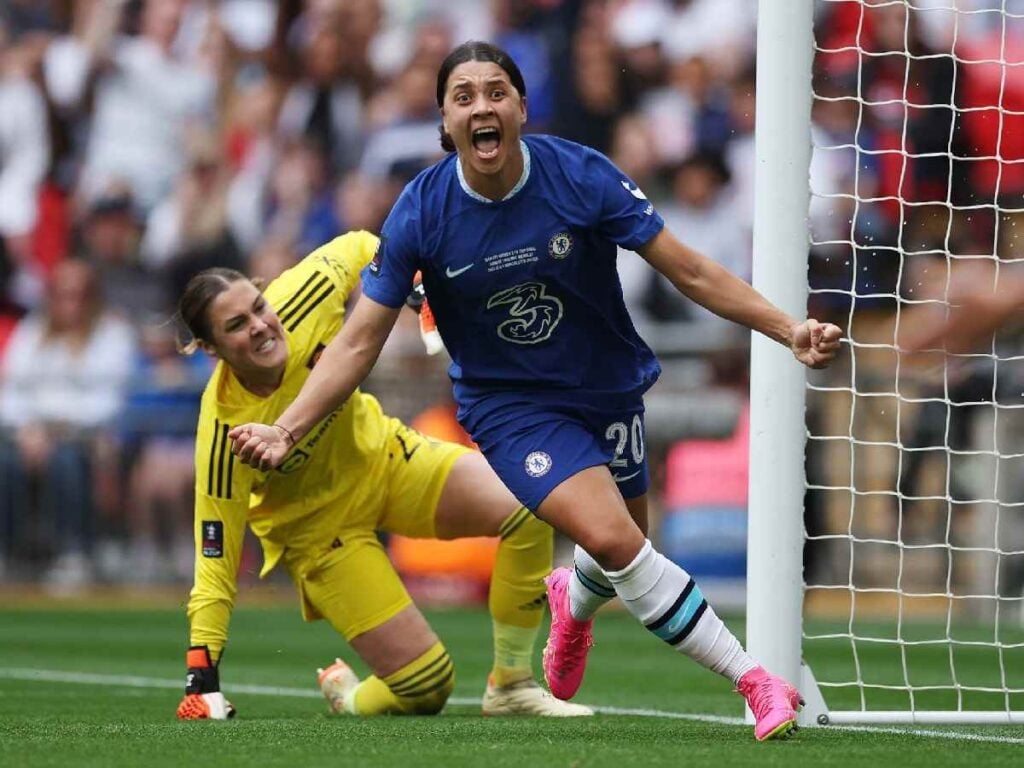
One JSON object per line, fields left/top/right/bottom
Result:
{"left": 748, "top": 0, "right": 1024, "bottom": 726}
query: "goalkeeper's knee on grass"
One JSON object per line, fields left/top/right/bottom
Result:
{"left": 319, "top": 642, "right": 454, "bottom": 716}
{"left": 176, "top": 645, "right": 236, "bottom": 720}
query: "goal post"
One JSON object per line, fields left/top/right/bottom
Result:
{"left": 749, "top": 0, "right": 1024, "bottom": 727}
{"left": 746, "top": 0, "right": 815, "bottom": 721}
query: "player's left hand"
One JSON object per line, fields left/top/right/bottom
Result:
{"left": 177, "top": 691, "right": 236, "bottom": 720}
{"left": 790, "top": 319, "right": 843, "bottom": 369}
{"left": 176, "top": 646, "right": 237, "bottom": 720}
{"left": 228, "top": 423, "right": 293, "bottom": 471}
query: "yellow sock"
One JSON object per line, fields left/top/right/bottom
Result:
{"left": 349, "top": 675, "right": 400, "bottom": 715}
{"left": 489, "top": 506, "right": 552, "bottom": 685}
{"left": 352, "top": 642, "right": 454, "bottom": 715}
{"left": 491, "top": 623, "right": 539, "bottom": 686}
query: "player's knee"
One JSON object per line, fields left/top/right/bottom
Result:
{"left": 404, "top": 692, "right": 447, "bottom": 715}
{"left": 384, "top": 643, "right": 455, "bottom": 715}
{"left": 393, "top": 668, "right": 455, "bottom": 715}
{"left": 576, "top": 521, "right": 645, "bottom": 571}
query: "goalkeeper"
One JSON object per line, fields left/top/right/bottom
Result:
{"left": 175, "top": 231, "right": 591, "bottom": 720}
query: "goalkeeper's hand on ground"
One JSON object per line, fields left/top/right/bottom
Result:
{"left": 176, "top": 645, "right": 236, "bottom": 720}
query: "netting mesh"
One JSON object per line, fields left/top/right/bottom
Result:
{"left": 803, "top": 0, "right": 1024, "bottom": 715}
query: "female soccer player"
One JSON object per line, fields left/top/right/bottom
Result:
{"left": 175, "top": 231, "right": 591, "bottom": 720}
{"left": 229, "top": 43, "right": 843, "bottom": 740}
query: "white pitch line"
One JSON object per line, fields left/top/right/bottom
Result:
{"left": 1, "top": 668, "right": 1023, "bottom": 745}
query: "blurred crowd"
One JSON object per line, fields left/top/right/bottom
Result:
{"left": 805, "top": 0, "right": 1024, "bottom": 605}
{"left": 0, "top": 0, "right": 1021, "bottom": 598}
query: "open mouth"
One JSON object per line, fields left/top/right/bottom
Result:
{"left": 471, "top": 127, "right": 501, "bottom": 160}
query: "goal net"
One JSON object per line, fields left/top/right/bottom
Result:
{"left": 796, "top": 0, "right": 1024, "bottom": 724}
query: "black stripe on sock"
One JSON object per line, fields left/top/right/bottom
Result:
{"left": 666, "top": 599, "right": 708, "bottom": 646}
{"left": 397, "top": 665, "right": 455, "bottom": 698}
{"left": 388, "top": 651, "right": 450, "bottom": 692}
{"left": 280, "top": 275, "right": 330, "bottom": 325}
{"left": 275, "top": 272, "right": 322, "bottom": 317}
{"left": 286, "top": 283, "right": 334, "bottom": 331}
{"left": 390, "top": 657, "right": 453, "bottom": 696}
{"left": 498, "top": 506, "right": 529, "bottom": 536}
{"left": 574, "top": 564, "right": 616, "bottom": 598}
{"left": 499, "top": 507, "right": 531, "bottom": 539}
{"left": 645, "top": 579, "right": 696, "bottom": 632}
{"left": 206, "top": 418, "right": 219, "bottom": 496}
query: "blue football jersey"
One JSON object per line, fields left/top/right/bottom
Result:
{"left": 361, "top": 134, "right": 664, "bottom": 401}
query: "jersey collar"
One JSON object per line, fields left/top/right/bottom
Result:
{"left": 456, "top": 140, "right": 531, "bottom": 204}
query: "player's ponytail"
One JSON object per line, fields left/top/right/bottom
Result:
{"left": 177, "top": 267, "right": 249, "bottom": 355}
{"left": 435, "top": 41, "right": 526, "bottom": 152}
{"left": 439, "top": 125, "right": 456, "bottom": 153}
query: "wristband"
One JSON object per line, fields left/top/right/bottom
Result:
{"left": 185, "top": 645, "right": 220, "bottom": 694}
{"left": 273, "top": 423, "right": 296, "bottom": 448}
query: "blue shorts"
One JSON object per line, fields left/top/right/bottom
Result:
{"left": 457, "top": 391, "right": 649, "bottom": 511}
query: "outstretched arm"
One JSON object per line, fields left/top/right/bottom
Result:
{"left": 230, "top": 295, "right": 401, "bottom": 470}
{"left": 638, "top": 228, "right": 842, "bottom": 369}
{"left": 902, "top": 272, "right": 1024, "bottom": 353}
{"left": 178, "top": 490, "right": 248, "bottom": 720}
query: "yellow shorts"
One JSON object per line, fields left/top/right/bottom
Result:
{"left": 283, "top": 419, "right": 470, "bottom": 640}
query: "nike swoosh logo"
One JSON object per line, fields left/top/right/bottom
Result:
{"left": 666, "top": 610, "right": 688, "bottom": 634}
{"left": 621, "top": 180, "right": 647, "bottom": 200}
{"left": 611, "top": 469, "right": 642, "bottom": 483}
{"left": 445, "top": 263, "right": 474, "bottom": 278}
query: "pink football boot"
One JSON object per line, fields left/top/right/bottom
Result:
{"left": 737, "top": 666, "right": 803, "bottom": 741}
{"left": 542, "top": 567, "right": 594, "bottom": 700}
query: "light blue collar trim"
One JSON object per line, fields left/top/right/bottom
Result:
{"left": 456, "top": 140, "right": 531, "bottom": 203}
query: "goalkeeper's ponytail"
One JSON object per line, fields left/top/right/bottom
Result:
{"left": 177, "top": 268, "right": 249, "bottom": 354}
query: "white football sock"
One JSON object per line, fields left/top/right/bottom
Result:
{"left": 568, "top": 545, "right": 615, "bottom": 621}
{"left": 605, "top": 539, "right": 757, "bottom": 684}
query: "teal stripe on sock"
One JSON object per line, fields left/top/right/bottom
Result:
{"left": 650, "top": 584, "right": 705, "bottom": 644}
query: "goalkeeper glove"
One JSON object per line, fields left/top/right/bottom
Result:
{"left": 406, "top": 272, "right": 444, "bottom": 356}
{"left": 176, "top": 645, "right": 236, "bottom": 720}
{"left": 405, "top": 274, "right": 426, "bottom": 313}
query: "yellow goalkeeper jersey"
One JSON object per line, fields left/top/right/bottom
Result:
{"left": 187, "top": 231, "right": 391, "bottom": 651}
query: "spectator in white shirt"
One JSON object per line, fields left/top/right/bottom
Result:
{"left": 0, "top": 17, "right": 50, "bottom": 310}
{"left": 0, "top": 258, "right": 136, "bottom": 589}
{"left": 44, "top": 0, "right": 215, "bottom": 211}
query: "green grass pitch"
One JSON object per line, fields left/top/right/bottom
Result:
{"left": 1, "top": 599, "right": 1022, "bottom": 767}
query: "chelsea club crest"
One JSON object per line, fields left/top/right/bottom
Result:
{"left": 524, "top": 451, "right": 553, "bottom": 478}
{"left": 548, "top": 231, "right": 573, "bottom": 259}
